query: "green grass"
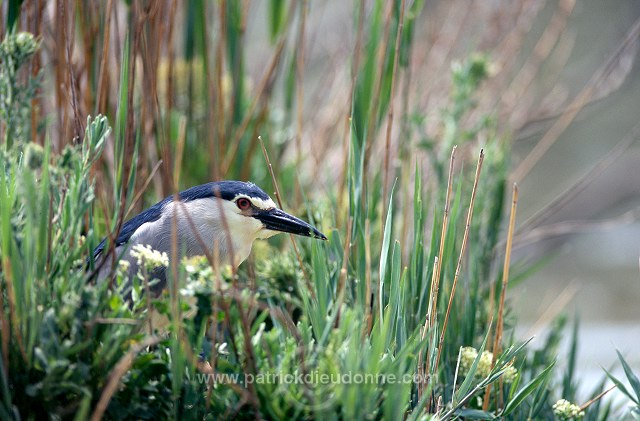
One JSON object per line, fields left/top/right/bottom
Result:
{"left": 0, "top": 2, "right": 638, "bottom": 420}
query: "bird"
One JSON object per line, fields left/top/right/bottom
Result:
{"left": 92, "top": 180, "right": 327, "bottom": 294}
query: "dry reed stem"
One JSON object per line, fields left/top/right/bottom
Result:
{"left": 138, "top": 8, "right": 162, "bottom": 200}
{"left": 124, "top": 162, "right": 163, "bottom": 221}
{"left": 258, "top": 135, "right": 315, "bottom": 299}
{"left": 429, "top": 146, "right": 457, "bottom": 330}
{"left": 92, "top": 317, "right": 139, "bottom": 325}
{"left": 60, "top": 0, "right": 83, "bottom": 142}
{"left": 143, "top": 267, "right": 153, "bottom": 335}
{"left": 382, "top": 0, "right": 405, "bottom": 204}
{"left": 161, "top": 0, "right": 178, "bottom": 189}
{"left": 255, "top": 137, "right": 318, "bottom": 410}
{"left": 222, "top": 1, "right": 298, "bottom": 175}
{"left": 418, "top": 256, "right": 439, "bottom": 401}
{"left": 221, "top": 36, "right": 286, "bottom": 173}
{"left": 364, "top": 0, "right": 395, "bottom": 178}
{"left": 195, "top": 3, "right": 216, "bottom": 183}
{"left": 95, "top": 0, "right": 114, "bottom": 115}
{"left": 336, "top": 216, "right": 353, "bottom": 326}
{"left": 54, "top": 0, "right": 68, "bottom": 143}
{"left": 364, "top": 218, "right": 373, "bottom": 336}
{"left": 0, "top": 278, "right": 8, "bottom": 370}
{"left": 30, "top": 1, "right": 44, "bottom": 145}
{"left": 295, "top": 0, "right": 308, "bottom": 178}
{"left": 483, "top": 183, "right": 518, "bottom": 410}
{"left": 215, "top": 0, "right": 227, "bottom": 175}
{"left": 3, "top": 258, "right": 26, "bottom": 363}
{"left": 580, "top": 385, "right": 617, "bottom": 411}
{"left": 435, "top": 149, "right": 484, "bottom": 374}
{"left": 422, "top": 146, "right": 456, "bottom": 403}
{"left": 90, "top": 335, "right": 162, "bottom": 421}
{"left": 336, "top": 0, "right": 366, "bottom": 226}
{"left": 418, "top": 145, "right": 458, "bottom": 404}
{"left": 173, "top": 117, "right": 187, "bottom": 187}
{"left": 170, "top": 196, "right": 181, "bottom": 336}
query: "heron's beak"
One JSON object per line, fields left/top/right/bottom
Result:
{"left": 255, "top": 208, "right": 327, "bottom": 240}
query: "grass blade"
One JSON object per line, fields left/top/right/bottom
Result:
{"left": 502, "top": 360, "right": 556, "bottom": 417}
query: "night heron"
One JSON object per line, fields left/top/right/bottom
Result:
{"left": 92, "top": 180, "right": 327, "bottom": 292}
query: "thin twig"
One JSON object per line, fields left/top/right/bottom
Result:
{"left": 512, "top": 16, "right": 640, "bottom": 182}
{"left": 514, "top": 121, "right": 640, "bottom": 238}
{"left": 423, "top": 146, "right": 456, "bottom": 402}
{"left": 514, "top": 210, "right": 638, "bottom": 250}
{"left": 124, "top": 160, "right": 163, "bottom": 220}
{"left": 336, "top": 216, "right": 353, "bottom": 326}
{"left": 95, "top": 0, "right": 114, "bottom": 114}
{"left": 382, "top": 0, "right": 406, "bottom": 203}
{"left": 580, "top": 385, "right": 616, "bottom": 411}
{"left": 173, "top": 117, "right": 187, "bottom": 187}
{"left": 364, "top": 0, "right": 395, "bottom": 177}
{"left": 294, "top": 0, "right": 308, "bottom": 176}
{"left": 258, "top": 136, "right": 316, "bottom": 299}
{"left": 60, "top": 0, "right": 84, "bottom": 142}
{"left": 429, "top": 146, "right": 456, "bottom": 330}
{"left": 364, "top": 218, "right": 373, "bottom": 336}
{"left": 524, "top": 283, "right": 578, "bottom": 338}
{"left": 90, "top": 336, "right": 162, "bottom": 421}
{"left": 214, "top": 0, "right": 227, "bottom": 180}
{"left": 435, "top": 149, "right": 485, "bottom": 374}
{"left": 222, "top": 2, "right": 298, "bottom": 175}
{"left": 483, "top": 183, "right": 518, "bottom": 411}
{"left": 419, "top": 256, "right": 439, "bottom": 402}
{"left": 336, "top": 0, "right": 366, "bottom": 225}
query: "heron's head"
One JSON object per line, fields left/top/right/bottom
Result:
{"left": 201, "top": 181, "right": 326, "bottom": 242}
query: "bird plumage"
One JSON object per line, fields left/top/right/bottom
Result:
{"left": 92, "top": 181, "right": 325, "bottom": 294}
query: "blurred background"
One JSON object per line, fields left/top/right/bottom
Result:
{"left": 302, "top": 0, "right": 640, "bottom": 397}
{"left": 507, "top": 0, "right": 640, "bottom": 398}
{"left": 3, "top": 0, "right": 639, "bottom": 399}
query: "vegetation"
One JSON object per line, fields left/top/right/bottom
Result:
{"left": 0, "top": 1, "right": 638, "bottom": 420}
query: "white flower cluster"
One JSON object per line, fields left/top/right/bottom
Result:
{"left": 116, "top": 259, "right": 131, "bottom": 278}
{"left": 129, "top": 244, "right": 169, "bottom": 272}
{"left": 553, "top": 399, "right": 585, "bottom": 420}
{"left": 459, "top": 346, "right": 517, "bottom": 383}
{"left": 502, "top": 364, "right": 518, "bottom": 383}
{"left": 460, "top": 347, "right": 491, "bottom": 377}
{"left": 179, "top": 255, "right": 232, "bottom": 297}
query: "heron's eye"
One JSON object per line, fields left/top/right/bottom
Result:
{"left": 236, "top": 198, "right": 251, "bottom": 210}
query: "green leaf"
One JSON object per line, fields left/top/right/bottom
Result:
{"left": 605, "top": 366, "right": 639, "bottom": 406}
{"left": 454, "top": 328, "right": 490, "bottom": 405}
{"left": 502, "top": 360, "right": 556, "bottom": 416}
{"left": 455, "top": 408, "right": 497, "bottom": 419}
{"left": 378, "top": 182, "right": 395, "bottom": 326}
{"left": 7, "top": 0, "right": 24, "bottom": 30}
{"left": 73, "top": 392, "right": 92, "bottom": 421}
{"left": 269, "top": 0, "right": 287, "bottom": 42}
{"left": 617, "top": 350, "right": 640, "bottom": 402}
